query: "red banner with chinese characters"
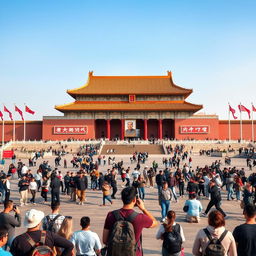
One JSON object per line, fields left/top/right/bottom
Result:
{"left": 3, "top": 150, "right": 14, "bottom": 158}
{"left": 53, "top": 126, "right": 88, "bottom": 135}
{"left": 180, "top": 125, "right": 209, "bottom": 134}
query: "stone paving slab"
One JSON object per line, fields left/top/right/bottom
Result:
{"left": 1, "top": 153, "right": 254, "bottom": 256}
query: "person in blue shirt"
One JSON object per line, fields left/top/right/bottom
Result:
{"left": 0, "top": 228, "right": 12, "bottom": 256}
{"left": 184, "top": 193, "right": 203, "bottom": 223}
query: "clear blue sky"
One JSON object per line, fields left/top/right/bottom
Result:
{"left": 1, "top": 0, "right": 256, "bottom": 120}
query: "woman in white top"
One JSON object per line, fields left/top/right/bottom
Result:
{"left": 156, "top": 210, "right": 185, "bottom": 256}
{"left": 29, "top": 177, "right": 37, "bottom": 204}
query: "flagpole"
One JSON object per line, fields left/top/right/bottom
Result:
{"left": 1, "top": 119, "right": 4, "bottom": 159}
{"left": 252, "top": 103, "right": 254, "bottom": 142}
{"left": 240, "top": 103, "right": 243, "bottom": 142}
{"left": 24, "top": 104, "right": 26, "bottom": 141}
{"left": 13, "top": 104, "right": 15, "bottom": 142}
{"left": 228, "top": 103, "right": 231, "bottom": 141}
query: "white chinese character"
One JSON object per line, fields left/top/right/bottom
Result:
{"left": 189, "top": 127, "right": 194, "bottom": 132}
{"left": 56, "top": 128, "right": 61, "bottom": 132}
{"left": 75, "top": 128, "right": 80, "bottom": 132}
{"left": 63, "top": 128, "right": 68, "bottom": 133}
{"left": 202, "top": 127, "right": 207, "bottom": 132}
{"left": 69, "top": 128, "right": 74, "bottom": 132}
{"left": 80, "top": 127, "right": 85, "bottom": 132}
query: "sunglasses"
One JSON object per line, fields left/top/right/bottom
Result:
{"left": 65, "top": 216, "right": 72, "bottom": 219}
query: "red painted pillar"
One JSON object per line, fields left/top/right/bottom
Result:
{"left": 158, "top": 119, "right": 163, "bottom": 139}
{"left": 106, "top": 119, "right": 111, "bottom": 140}
{"left": 144, "top": 119, "right": 148, "bottom": 140}
{"left": 121, "top": 119, "right": 125, "bottom": 140}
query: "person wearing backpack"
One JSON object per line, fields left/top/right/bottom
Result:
{"left": 156, "top": 210, "right": 185, "bottom": 256}
{"left": 10, "top": 209, "right": 73, "bottom": 256}
{"left": 102, "top": 186, "right": 158, "bottom": 256}
{"left": 192, "top": 210, "right": 237, "bottom": 256}
{"left": 42, "top": 202, "right": 65, "bottom": 233}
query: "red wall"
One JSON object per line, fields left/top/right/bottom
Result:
{"left": 42, "top": 119, "right": 96, "bottom": 140}
{"left": 0, "top": 121, "right": 42, "bottom": 142}
{"left": 0, "top": 118, "right": 255, "bottom": 142}
{"left": 219, "top": 121, "right": 255, "bottom": 141}
{"left": 174, "top": 118, "right": 219, "bottom": 140}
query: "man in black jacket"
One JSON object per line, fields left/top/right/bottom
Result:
{"left": 75, "top": 171, "right": 88, "bottom": 205}
{"left": 203, "top": 180, "right": 226, "bottom": 217}
{"left": 50, "top": 173, "right": 61, "bottom": 204}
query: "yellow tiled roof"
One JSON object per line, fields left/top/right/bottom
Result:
{"left": 55, "top": 101, "right": 202, "bottom": 112}
{"left": 67, "top": 71, "right": 192, "bottom": 97}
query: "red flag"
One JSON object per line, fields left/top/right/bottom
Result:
{"left": 253, "top": 104, "right": 256, "bottom": 112}
{"left": 238, "top": 104, "right": 251, "bottom": 119}
{"left": 15, "top": 105, "right": 24, "bottom": 120}
{"left": 4, "top": 106, "right": 13, "bottom": 120}
{"left": 0, "top": 111, "right": 3, "bottom": 121}
{"left": 229, "top": 105, "right": 237, "bottom": 119}
{"left": 25, "top": 105, "right": 35, "bottom": 115}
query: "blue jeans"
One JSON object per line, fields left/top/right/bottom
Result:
{"left": 103, "top": 195, "right": 112, "bottom": 205}
{"left": 138, "top": 187, "right": 145, "bottom": 200}
{"left": 236, "top": 190, "right": 241, "bottom": 200}
{"left": 0, "top": 188, "right": 6, "bottom": 203}
{"left": 160, "top": 200, "right": 170, "bottom": 219}
{"left": 170, "top": 186, "right": 177, "bottom": 201}
{"left": 227, "top": 185, "right": 234, "bottom": 200}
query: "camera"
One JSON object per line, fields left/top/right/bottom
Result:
{"left": 13, "top": 205, "right": 17, "bottom": 210}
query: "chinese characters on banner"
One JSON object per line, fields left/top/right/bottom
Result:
{"left": 53, "top": 126, "right": 88, "bottom": 135}
{"left": 180, "top": 125, "right": 209, "bottom": 134}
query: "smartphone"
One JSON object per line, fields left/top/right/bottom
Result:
{"left": 13, "top": 205, "right": 17, "bottom": 210}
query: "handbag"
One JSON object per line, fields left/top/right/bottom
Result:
{"left": 183, "top": 205, "right": 189, "bottom": 212}
{"left": 100, "top": 247, "right": 108, "bottom": 256}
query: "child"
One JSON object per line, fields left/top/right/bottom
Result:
{"left": 101, "top": 181, "right": 112, "bottom": 206}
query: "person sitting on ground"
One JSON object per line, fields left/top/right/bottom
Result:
{"left": 71, "top": 216, "right": 101, "bottom": 256}
{"left": 103, "top": 186, "right": 158, "bottom": 256}
{"left": 233, "top": 204, "right": 256, "bottom": 256}
{"left": 156, "top": 210, "right": 185, "bottom": 256}
{"left": 0, "top": 228, "right": 12, "bottom": 256}
{"left": 192, "top": 210, "right": 237, "bottom": 256}
{"left": 183, "top": 193, "right": 203, "bottom": 223}
{"left": 42, "top": 202, "right": 65, "bottom": 233}
{"left": 10, "top": 209, "right": 74, "bottom": 256}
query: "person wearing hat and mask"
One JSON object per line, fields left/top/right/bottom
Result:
{"left": 0, "top": 228, "right": 12, "bottom": 255}
{"left": 10, "top": 209, "right": 73, "bottom": 256}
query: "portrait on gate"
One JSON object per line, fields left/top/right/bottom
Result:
{"left": 125, "top": 120, "right": 136, "bottom": 137}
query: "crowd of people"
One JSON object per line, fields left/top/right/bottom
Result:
{"left": 0, "top": 145, "right": 256, "bottom": 255}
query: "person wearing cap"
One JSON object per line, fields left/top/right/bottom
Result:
{"left": 10, "top": 209, "right": 73, "bottom": 256}
{"left": 0, "top": 228, "right": 12, "bottom": 256}
{"left": 0, "top": 200, "right": 21, "bottom": 249}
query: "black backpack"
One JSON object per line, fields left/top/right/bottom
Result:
{"left": 162, "top": 224, "right": 182, "bottom": 254}
{"left": 44, "top": 214, "right": 61, "bottom": 233}
{"left": 203, "top": 228, "right": 228, "bottom": 256}
{"left": 107, "top": 210, "right": 139, "bottom": 256}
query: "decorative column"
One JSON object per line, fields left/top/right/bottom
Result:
{"left": 121, "top": 119, "right": 125, "bottom": 140}
{"left": 144, "top": 119, "right": 148, "bottom": 140}
{"left": 158, "top": 119, "right": 163, "bottom": 140}
{"left": 106, "top": 119, "right": 111, "bottom": 140}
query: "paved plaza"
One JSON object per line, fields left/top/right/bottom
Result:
{"left": 1, "top": 153, "right": 254, "bottom": 256}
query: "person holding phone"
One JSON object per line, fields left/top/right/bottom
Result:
{"left": 0, "top": 200, "right": 21, "bottom": 249}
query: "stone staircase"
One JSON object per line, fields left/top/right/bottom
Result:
{"left": 101, "top": 144, "right": 165, "bottom": 155}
